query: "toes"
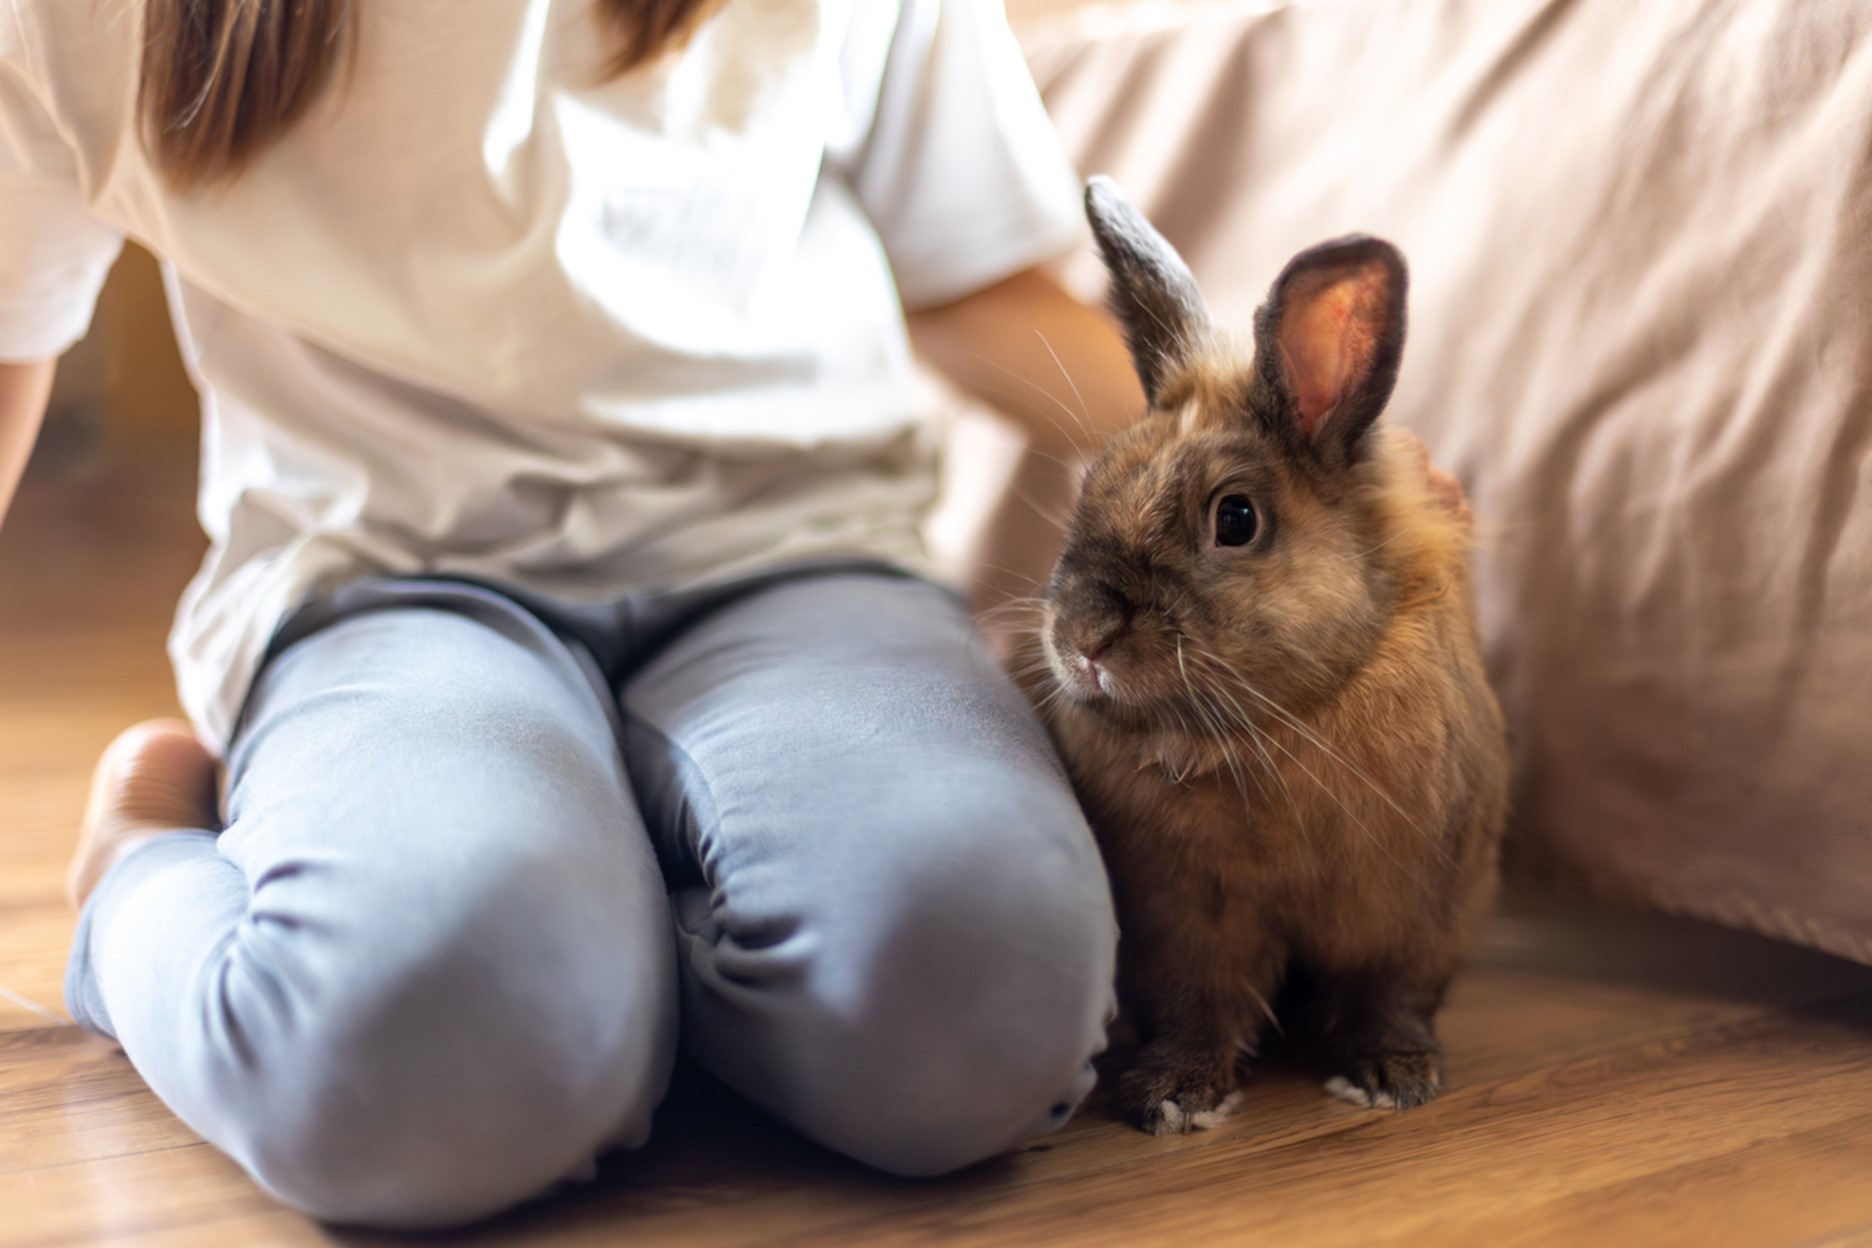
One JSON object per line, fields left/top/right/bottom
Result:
{"left": 1147, "top": 1098, "right": 1191, "bottom": 1136}
{"left": 1323, "top": 1075, "right": 1372, "bottom": 1108}
{"left": 1185, "top": 1089, "right": 1243, "bottom": 1130}
{"left": 1139, "top": 1091, "right": 1240, "bottom": 1136}
{"left": 1114, "top": 1047, "right": 1241, "bottom": 1135}
{"left": 1327, "top": 1051, "right": 1443, "bottom": 1111}
{"left": 1375, "top": 1050, "right": 1443, "bottom": 1108}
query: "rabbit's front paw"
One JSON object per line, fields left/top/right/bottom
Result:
{"left": 1324, "top": 1047, "right": 1443, "bottom": 1110}
{"left": 1113, "top": 1042, "right": 1241, "bottom": 1135}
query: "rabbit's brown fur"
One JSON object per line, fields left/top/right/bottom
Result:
{"left": 1025, "top": 180, "right": 1509, "bottom": 1133}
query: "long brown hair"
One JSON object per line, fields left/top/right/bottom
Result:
{"left": 141, "top": 0, "right": 723, "bottom": 188}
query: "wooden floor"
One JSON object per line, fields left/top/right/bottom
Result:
{"left": 5, "top": 440, "right": 1872, "bottom": 1248}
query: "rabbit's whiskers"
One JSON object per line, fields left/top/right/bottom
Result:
{"left": 1176, "top": 641, "right": 1459, "bottom": 882}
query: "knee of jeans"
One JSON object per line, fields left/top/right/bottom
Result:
{"left": 207, "top": 849, "right": 676, "bottom": 1227}
{"left": 801, "top": 802, "right": 1118, "bottom": 1178}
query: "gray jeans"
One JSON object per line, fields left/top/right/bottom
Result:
{"left": 66, "top": 566, "right": 1117, "bottom": 1228}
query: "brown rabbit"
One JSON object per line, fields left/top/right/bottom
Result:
{"left": 1025, "top": 178, "right": 1509, "bottom": 1134}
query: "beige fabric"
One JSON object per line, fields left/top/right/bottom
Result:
{"left": 1022, "top": 0, "right": 1872, "bottom": 962}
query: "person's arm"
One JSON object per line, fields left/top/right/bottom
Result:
{"left": 0, "top": 357, "right": 55, "bottom": 526}
{"left": 905, "top": 267, "right": 1139, "bottom": 631}
{"left": 907, "top": 266, "right": 1144, "bottom": 459}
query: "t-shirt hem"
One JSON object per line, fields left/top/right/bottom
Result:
{"left": 892, "top": 210, "right": 1087, "bottom": 310}
{"left": 0, "top": 298, "right": 96, "bottom": 360}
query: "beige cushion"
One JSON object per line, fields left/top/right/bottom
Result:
{"left": 1023, "top": 0, "right": 1872, "bottom": 963}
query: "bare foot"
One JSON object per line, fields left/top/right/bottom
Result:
{"left": 67, "top": 720, "right": 219, "bottom": 908}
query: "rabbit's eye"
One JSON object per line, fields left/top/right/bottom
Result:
{"left": 1215, "top": 495, "right": 1257, "bottom": 547}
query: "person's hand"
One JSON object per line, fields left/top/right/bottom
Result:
{"left": 1397, "top": 430, "right": 1472, "bottom": 530}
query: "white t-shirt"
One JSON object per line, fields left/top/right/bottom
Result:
{"left": 0, "top": 0, "right": 1082, "bottom": 749}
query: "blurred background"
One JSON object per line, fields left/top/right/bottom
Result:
{"left": 36, "top": 245, "right": 194, "bottom": 463}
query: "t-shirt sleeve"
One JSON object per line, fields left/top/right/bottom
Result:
{"left": 845, "top": 0, "right": 1083, "bottom": 311}
{"left": 0, "top": 17, "right": 124, "bottom": 361}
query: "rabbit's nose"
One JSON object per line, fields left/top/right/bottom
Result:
{"left": 1077, "top": 624, "right": 1127, "bottom": 691}
{"left": 1078, "top": 615, "right": 1127, "bottom": 661}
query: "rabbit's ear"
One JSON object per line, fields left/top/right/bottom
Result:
{"left": 1252, "top": 236, "right": 1407, "bottom": 468}
{"left": 1085, "top": 176, "right": 1212, "bottom": 406}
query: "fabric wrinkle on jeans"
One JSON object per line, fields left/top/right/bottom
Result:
{"left": 65, "top": 562, "right": 1119, "bottom": 1228}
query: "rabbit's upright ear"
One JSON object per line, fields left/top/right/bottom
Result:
{"left": 1252, "top": 236, "right": 1407, "bottom": 469}
{"left": 1085, "top": 176, "right": 1212, "bottom": 406}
